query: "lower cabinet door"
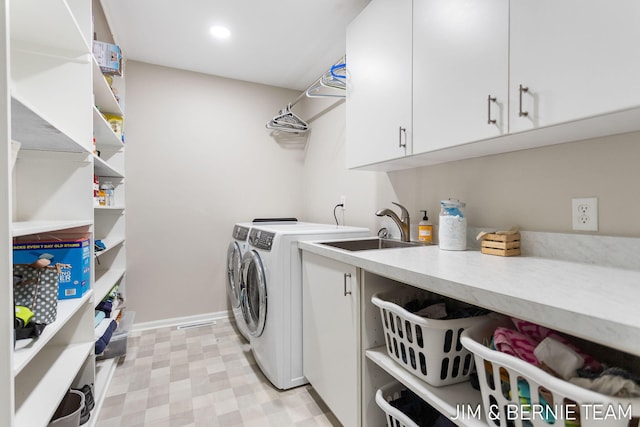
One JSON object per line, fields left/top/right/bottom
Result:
{"left": 302, "top": 252, "right": 360, "bottom": 427}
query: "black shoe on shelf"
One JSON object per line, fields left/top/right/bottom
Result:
{"left": 72, "top": 384, "right": 95, "bottom": 425}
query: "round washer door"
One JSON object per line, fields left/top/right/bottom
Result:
{"left": 240, "top": 250, "right": 267, "bottom": 337}
{"left": 226, "top": 241, "right": 242, "bottom": 308}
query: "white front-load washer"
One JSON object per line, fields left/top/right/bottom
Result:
{"left": 227, "top": 223, "right": 252, "bottom": 341}
{"left": 239, "top": 222, "right": 369, "bottom": 390}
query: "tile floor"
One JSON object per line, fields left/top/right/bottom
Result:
{"left": 96, "top": 318, "right": 341, "bottom": 427}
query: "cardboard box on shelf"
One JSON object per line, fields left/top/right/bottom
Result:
{"left": 92, "top": 40, "right": 123, "bottom": 76}
{"left": 13, "top": 234, "right": 91, "bottom": 300}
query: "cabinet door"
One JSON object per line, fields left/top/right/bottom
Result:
{"left": 346, "top": 0, "right": 412, "bottom": 168}
{"left": 413, "top": 0, "right": 509, "bottom": 153}
{"left": 302, "top": 253, "right": 360, "bottom": 427}
{"left": 510, "top": 0, "right": 640, "bottom": 133}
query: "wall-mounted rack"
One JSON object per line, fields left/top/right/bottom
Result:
{"left": 266, "top": 58, "right": 346, "bottom": 135}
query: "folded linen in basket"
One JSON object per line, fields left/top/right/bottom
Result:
{"left": 389, "top": 388, "right": 456, "bottom": 427}
{"left": 534, "top": 336, "right": 584, "bottom": 380}
{"left": 492, "top": 327, "right": 539, "bottom": 365}
{"left": 570, "top": 375, "right": 640, "bottom": 397}
{"left": 94, "top": 318, "right": 117, "bottom": 354}
{"left": 511, "top": 318, "right": 601, "bottom": 371}
{"left": 413, "top": 302, "right": 448, "bottom": 319}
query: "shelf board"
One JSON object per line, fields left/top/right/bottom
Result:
{"left": 94, "top": 268, "right": 125, "bottom": 302}
{"left": 11, "top": 0, "right": 89, "bottom": 56}
{"left": 94, "top": 206, "right": 125, "bottom": 211}
{"left": 366, "top": 347, "right": 487, "bottom": 427}
{"left": 11, "top": 97, "right": 90, "bottom": 153}
{"left": 93, "top": 107, "right": 123, "bottom": 148}
{"left": 94, "top": 154, "right": 124, "bottom": 178}
{"left": 15, "top": 342, "right": 93, "bottom": 427}
{"left": 92, "top": 59, "right": 123, "bottom": 116}
{"left": 91, "top": 357, "right": 119, "bottom": 427}
{"left": 94, "top": 236, "right": 125, "bottom": 258}
{"left": 12, "top": 220, "right": 93, "bottom": 237}
{"left": 14, "top": 291, "right": 93, "bottom": 375}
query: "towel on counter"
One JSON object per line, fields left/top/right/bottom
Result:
{"left": 95, "top": 318, "right": 117, "bottom": 354}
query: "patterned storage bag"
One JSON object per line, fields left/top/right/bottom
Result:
{"left": 13, "top": 264, "right": 60, "bottom": 324}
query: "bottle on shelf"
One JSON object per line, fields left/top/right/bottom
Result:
{"left": 93, "top": 175, "right": 101, "bottom": 207}
{"left": 100, "top": 181, "right": 115, "bottom": 207}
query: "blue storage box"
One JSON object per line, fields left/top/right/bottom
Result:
{"left": 13, "top": 235, "right": 91, "bottom": 300}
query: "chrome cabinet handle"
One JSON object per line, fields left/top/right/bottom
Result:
{"left": 487, "top": 95, "right": 497, "bottom": 124}
{"left": 398, "top": 126, "right": 406, "bottom": 148}
{"left": 519, "top": 84, "right": 529, "bottom": 117}
{"left": 343, "top": 273, "right": 352, "bottom": 296}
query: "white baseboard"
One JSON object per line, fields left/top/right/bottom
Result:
{"left": 131, "top": 310, "right": 230, "bottom": 332}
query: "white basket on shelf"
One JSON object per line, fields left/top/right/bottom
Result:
{"left": 372, "top": 288, "right": 489, "bottom": 387}
{"left": 375, "top": 381, "right": 421, "bottom": 427}
{"left": 460, "top": 317, "right": 640, "bottom": 427}
{"left": 371, "top": 288, "right": 487, "bottom": 387}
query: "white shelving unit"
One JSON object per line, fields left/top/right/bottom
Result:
{"left": 0, "top": 0, "right": 126, "bottom": 425}
{"left": 13, "top": 292, "right": 94, "bottom": 374}
{"left": 12, "top": 220, "right": 94, "bottom": 237}
{"left": 90, "top": 1, "right": 127, "bottom": 423}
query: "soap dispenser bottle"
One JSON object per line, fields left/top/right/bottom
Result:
{"left": 418, "top": 210, "right": 433, "bottom": 243}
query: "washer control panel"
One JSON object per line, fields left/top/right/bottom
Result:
{"left": 232, "top": 225, "right": 250, "bottom": 241}
{"left": 248, "top": 229, "right": 275, "bottom": 251}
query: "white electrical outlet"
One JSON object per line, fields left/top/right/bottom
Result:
{"left": 572, "top": 197, "right": 598, "bottom": 231}
{"left": 340, "top": 195, "right": 346, "bottom": 210}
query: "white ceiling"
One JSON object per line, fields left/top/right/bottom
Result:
{"left": 100, "top": 0, "right": 371, "bottom": 91}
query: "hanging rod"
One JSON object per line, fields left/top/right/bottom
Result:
{"left": 289, "top": 56, "right": 346, "bottom": 107}
{"left": 289, "top": 90, "right": 308, "bottom": 108}
{"left": 266, "top": 58, "right": 346, "bottom": 134}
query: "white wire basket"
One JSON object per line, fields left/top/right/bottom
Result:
{"left": 372, "top": 288, "right": 489, "bottom": 387}
{"left": 460, "top": 317, "right": 640, "bottom": 427}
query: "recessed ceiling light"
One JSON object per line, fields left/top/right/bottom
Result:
{"left": 210, "top": 25, "right": 231, "bottom": 40}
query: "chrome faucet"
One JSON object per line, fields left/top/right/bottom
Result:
{"left": 375, "top": 202, "right": 411, "bottom": 242}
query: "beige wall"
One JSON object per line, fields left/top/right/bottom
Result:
{"left": 126, "top": 61, "right": 640, "bottom": 323}
{"left": 391, "top": 132, "right": 640, "bottom": 237}
{"left": 301, "top": 101, "right": 640, "bottom": 239}
{"left": 125, "top": 61, "right": 304, "bottom": 323}
{"left": 298, "top": 98, "right": 396, "bottom": 233}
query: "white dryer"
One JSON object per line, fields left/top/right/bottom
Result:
{"left": 239, "top": 222, "right": 369, "bottom": 390}
{"left": 226, "top": 223, "right": 252, "bottom": 341}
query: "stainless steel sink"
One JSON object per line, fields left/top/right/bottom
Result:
{"left": 319, "top": 238, "right": 425, "bottom": 251}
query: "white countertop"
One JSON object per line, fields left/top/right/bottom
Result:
{"left": 299, "top": 239, "right": 640, "bottom": 356}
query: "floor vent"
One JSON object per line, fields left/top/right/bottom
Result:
{"left": 176, "top": 320, "right": 217, "bottom": 330}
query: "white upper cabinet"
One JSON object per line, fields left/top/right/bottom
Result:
{"left": 347, "top": 0, "right": 640, "bottom": 171}
{"left": 413, "top": 0, "right": 509, "bottom": 153}
{"left": 509, "top": 0, "right": 640, "bottom": 133}
{"left": 346, "top": 0, "right": 412, "bottom": 169}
